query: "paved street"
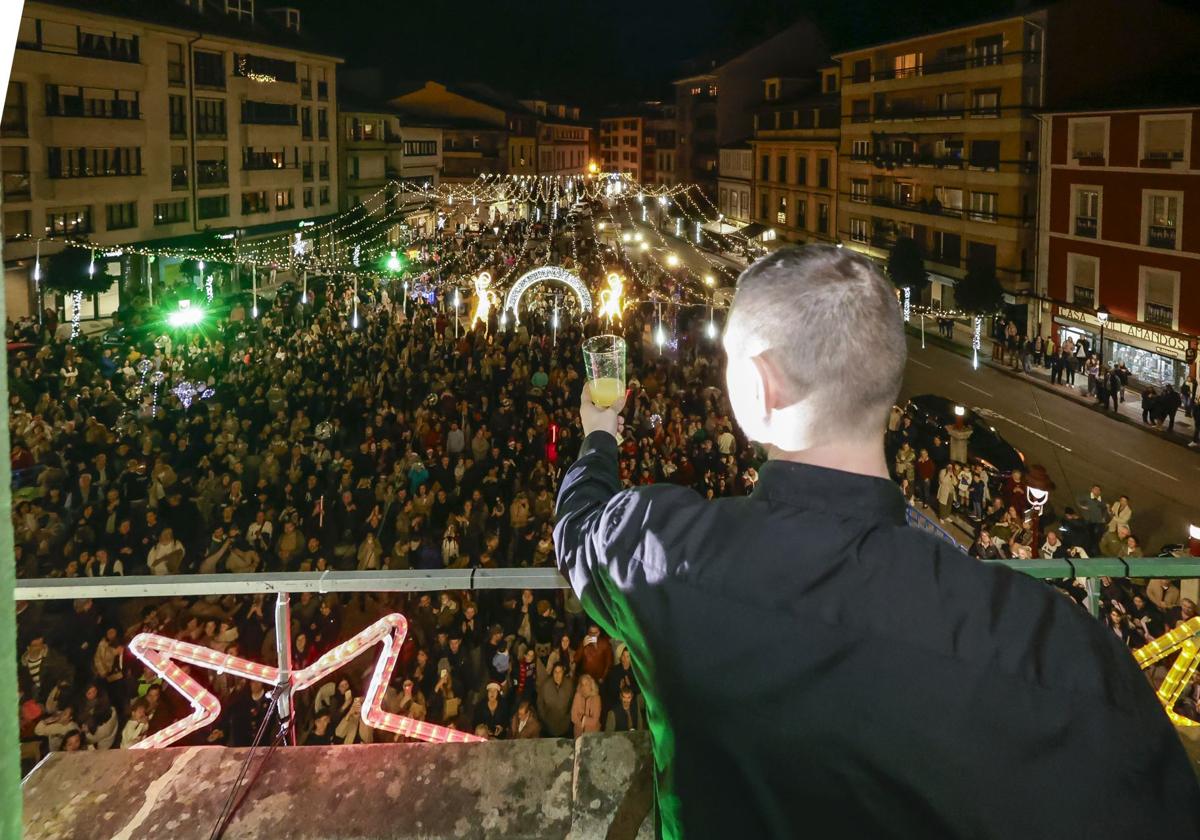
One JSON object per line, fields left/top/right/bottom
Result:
{"left": 900, "top": 334, "right": 1200, "bottom": 553}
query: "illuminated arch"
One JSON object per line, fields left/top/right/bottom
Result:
{"left": 503, "top": 265, "right": 592, "bottom": 323}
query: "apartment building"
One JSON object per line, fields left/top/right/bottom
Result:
{"left": 835, "top": 13, "right": 1044, "bottom": 319}
{"left": 599, "top": 115, "right": 644, "bottom": 179}
{"left": 1, "top": 0, "right": 341, "bottom": 319}
{"left": 337, "top": 103, "right": 441, "bottom": 235}
{"left": 716, "top": 144, "right": 751, "bottom": 226}
{"left": 521, "top": 99, "right": 591, "bottom": 177}
{"left": 1041, "top": 105, "right": 1199, "bottom": 387}
{"left": 673, "top": 72, "right": 719, "bottom": 195}
{"left": 649, "top": 106, "right": 677, "bottom": 187}
{"left": 749, "top": 68, "right": 841, "bottom": 246}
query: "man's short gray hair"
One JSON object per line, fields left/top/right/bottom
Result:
{"left": 726, "top": 245, "right": 907, "bottom": 440}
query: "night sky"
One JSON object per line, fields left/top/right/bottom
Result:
{"left": 293, "top": 0, "right": 1019, "bottom": 106}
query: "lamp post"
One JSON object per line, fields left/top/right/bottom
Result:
{"left": 1096, "top": 304, "right": 1110, "bottom": 367}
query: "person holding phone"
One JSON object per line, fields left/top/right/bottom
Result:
{"left": 554, "top": 246, "right": 1200, "bottom": 839}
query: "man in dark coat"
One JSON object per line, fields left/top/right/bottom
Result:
{"left": 554, "top": 246, "right": 1200, "bottom": 840}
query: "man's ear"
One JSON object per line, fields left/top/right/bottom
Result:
{"left": 750, "top": 351, "right": 786, "bottom": 416}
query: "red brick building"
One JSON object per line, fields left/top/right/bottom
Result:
{"left": 1040, "top": 105, "right": 1199, "bottom": 387}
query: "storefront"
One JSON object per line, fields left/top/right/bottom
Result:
{"left": 1054, "top": 305, "right": 1194, "bottom": 388}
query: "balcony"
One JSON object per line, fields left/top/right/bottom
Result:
{"left": 243, "top": 151, "right": 291, "bottom": 171}
{"left": 1072, "top": 151, "right": 1106, "bottom": 166}
{"left": 1142, "top": 151, "right": 1185, "bottom": 168}
{"left": 241, "top": 101, "right": 297, "bottom": 126}
{"left": 170, "top": 165, "right": 188, "bottom": 190}
{"left": 1074, "top": 216, "right": 1098, "bottom": 238}
{"left": 197, "top": 161, "right": 228, "bottom": 187}
{"left": 46, "top": 96, "right": 139, "bottom": 120}
{"left": 1144, "top": 302, "right": 1174, "bottom": 329}
{"left": 1148, "top": 225, "right": 1177, "bottom": 250}
{"left": 77, "top": 31, "right": 139, "bottom": 62}
{"left": 930, "top": 250, "right": 960, "bottom": 268}
{"left": 2, "top": 171, "right": 31, "bottom": 200}
{"left": 861, "top": 50, "right": 1038, "bottom": 83}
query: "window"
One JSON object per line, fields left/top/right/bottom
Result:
{"left": 852, "top": 59, "right": 870, "bottom": 83}
{"left": 817, "top": 202, "right": 829, "bottom": 234}
{"left": 198, "top": 194, "right": 229, "bottom": 220}
{"left": 969, "top": 140, "right": 1000, "bottom": 169}
{"left": 274, "top": 188, "right": 293, "bottom": 210}
{"left": 1141, "top": 115, "right": 1189, "bottom": 165}
{"left": 171, "top": 147, "right": 188, "bottom": 189}
{"left": 48, "top": 147, "right": 142, "bottom": 178}
{"left": 46, "top": 84, "right": 139, "bottom": 119}
{"left": 226, "top": 0, "right": 254, "bottom": 22}
{"left": 795, "top": 199, "right": 806, "bottom": 230}
{"left": 196, "top": 145, "right": 227, "bottom": 186}
{"left": 45, "top": 206, "right": 92, "bottom": 236}
{"left": 892, "top": 52, "right": 922, "bottom": 79}
{"left": 316, "top": 67, "right": 328, "bottom": 100}
{"left": 105, "top": 200, "right": 137, "bottom": 230}
{"left": 234, "top": 54, "right": 297, "bottom": 83}
{"left": 765, "top": 81, "right": 778, "bottom": 100}
{"left": 851, "top": 100, "right": 870, "bottom": 124}
{"left": 299, "top": 64, "right": 311, "bottom": 98}
{"left": 1140, "top": 267, "right": 1178, "bottom": 329}
{"left": 319, "top": 186, "right": 330, "bottom": 205}
{"left": 2, "top": 81, "right": 27, "bottom": 136}
{"left": 936, "top": 91, "right": 965, "bottom": 116}
{"left": 242, "top": 190, "right": 268, "bottom": 214}
{"left": 796, "top": 156, "right": 807, "bottom": 185}
{"left": 194, "top": 50, "right": 225, "bottom": 89}
{"left": 937, "top": 138, "right": 964, "bottom": 163}
{"left": 759, "top": 192, "right": 769, "bottom": 221}
{"left": 1067, "top": 253, "right": 1098, "bottom": 308}
{"left": 4, "top": 209, "right": 31, "bottom": 242}
{"left": 1144, "top": 192, "right": 1180, "bottom": 250}
{"left": 972, "top": 89, "right": 1000, "bottom": 117}
{"left": 319, "top": 147, "right": 329, "bottom": 179}
{"left": 850, "top": 139, "right": 871, "bottom": 159}
{"left": 969, "top": 191, "right": 998, "bottom": 222}
{"left": 243, "top": 147, "right": 287, "bottom": 170}
{"left": 967, "top": 241, "right": 997, "bottom": 274}
{"left": 169, "top": 95, "right": 187, "bottom": 137}
{"left": 824, "top": 72, "right": 837, "bottom": 93}
{"left": 153, "top": 199, "right": 188, "bottom": 225}
{"left": 195, "top": 98, "right": 227, "bottom": 136}
{"left": 301, "top": 106, "right": 312, "bottom": 139}
{"left": 934, "top": 186, "right": 964, "bottom": 216}
{"left": 167, "top": 43, "right": 185, "bottom": 87}
{"left": 242, "top": 100, "right": 297, "bottom": 125}
{"left": 303, "top": 187, "right": 313, "bottom": 208}
{"left": 1068, "top": 118, "right": 1107, "bottom": 164}
{"left": 850, "top": 178, "right": 869, "bottom": 202}
{"left": 849, "top": 217, "right": 869, "bottom": 243}
{"left": 777, "top": 155, "right": 787, "bottom": 183}
{"left": 759, "top": 154, "right": 769, "bottom": 181}
{"left": 317, "top": 108, "right": 328, "bottom": 139}
{"left": 974, "top": 34, "right": 1003, "bottom": 66}
{"left": 403, "top": 140, "right": 437, "bottom": 157}
{"left": 1073, "top": 188, "right": 1100, "bottom": 237}
{"left": 817, "top": 157, "right": 829, "bottom": 188}
{"left": 2, "top": 147, "right": 30, "bottom": 198}
{"left": 932, "top": 231, "right": 961, "bottom": 266}
{"left": 894, "top": 181, "right": 915, "bottom": 206}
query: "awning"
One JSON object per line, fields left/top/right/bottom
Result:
{"left": 731, "top": 222, "right": 767, "bottom": 240}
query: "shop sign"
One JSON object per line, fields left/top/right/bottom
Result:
{"left": 1057, "top": 306, "right": 1189, "bottom": 355}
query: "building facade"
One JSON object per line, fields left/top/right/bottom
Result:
{"left": 599, "top": 115, "right": 644, "bottom": 179}
{"left": 834, "top": 14, "right": 1044, "bottom": 321}
{"left": 649, "top": 106, "right": 677, "bottom": 187}
{"left": 520, "top": 99, "right": 591, "bottom": 177}
{"left": 717, "top": 144, "right": 751, "bottom": 226}
{"left": 1, "top": 0, "right": 341, "bottom": 319}
{"left": 673, "top": 73, "right": 718, "bottom": 195}
{"left": 1041, "top": 106, "right": 1199, "bottom": 387}
{"left": 750, "top": 68, "right": 841, "bottom": 246}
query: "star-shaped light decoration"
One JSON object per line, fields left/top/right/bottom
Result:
{"left": 129, "top": 613, "right": 482, "bottom": 748}
{"left": 171, "top": 380, "right": 216, "bottom": 411}
{"left": 1133, "top": 615, "right": 1200, "bottom": 727}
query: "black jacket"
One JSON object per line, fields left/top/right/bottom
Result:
{"left": 554, "top": 431, "right": 1200, "bottom": 839}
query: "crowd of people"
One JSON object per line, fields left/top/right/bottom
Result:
{"left": 10, "top": 205, "right": 754, "bottom": 767}
{"left": 10, "top": 209, "right": 1198, "bottom": 768}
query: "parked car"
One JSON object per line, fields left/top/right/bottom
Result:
{"left": 904, "top": 394, "right": 1025, "bottom": 479}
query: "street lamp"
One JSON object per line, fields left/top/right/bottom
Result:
{"left": 1096, "top": 304, "right": 1110, "bottom": 367}
{"left": 666, "top": 253, "right": 680, "bottom": 268}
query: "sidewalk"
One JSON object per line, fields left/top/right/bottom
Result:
{"left": 915, "top": 319, "right": 1197, "bottom": 448}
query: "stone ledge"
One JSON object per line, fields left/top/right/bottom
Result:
{"left": 23, "top": 732, "right": 653, "bottom": 840}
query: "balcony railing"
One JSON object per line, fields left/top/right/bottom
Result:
{"left": 1148, "top": 225, "right": 1177, "bottom": 249}
{"left": 243, "top": 152, "right": 290, "bottom": 171}
{"left": 1072, "top": 151, "right": 1106, "bottom": 166}
{"left": 1145, "top": 302, "right": 1174, "bottom": 328}
{"left": 46, "top": 96, "right": 139, "bottom": 120}
{"left": 862, "top": 50, "right": 1039, "bottom": 83}
{"left": 241, "top": 101, "right": 297, "bottom": 126}
{"left": 1074, "top": 216, "right": 1098, "bottom": 238}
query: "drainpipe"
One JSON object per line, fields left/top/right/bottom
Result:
{"left": 1026, "top": 16, "right": 1048, "bottom": 337}
{"left": 186, "top": 33, "right": 203, "bottom": 233}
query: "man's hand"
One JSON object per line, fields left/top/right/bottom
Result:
{"left": 580, "top": 383, "right": 627, "bottom": 441}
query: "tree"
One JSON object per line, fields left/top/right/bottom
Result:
{"left": 955, "top": 261, "right": 1005, "bottom": 315}
{"left": 887, "top": 236, "right": 929, "bottom": 300}
{"left": 43, "top": 248, "right": 113, "bottom": 295}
